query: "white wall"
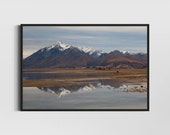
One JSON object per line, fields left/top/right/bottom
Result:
{"left": 1, "top": 0, "right": 170, "bottom": 134}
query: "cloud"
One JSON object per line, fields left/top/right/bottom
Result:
{"left": 23, "top": 25, "right": 147, "bottom": 58}
{"left": 56, "top": 26, "right": 147, "bottom": 33}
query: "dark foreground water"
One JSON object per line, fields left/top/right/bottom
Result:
{"left": 23, "top": 81, "right": 147, "bottom": 110}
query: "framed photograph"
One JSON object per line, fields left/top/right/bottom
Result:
{"left": 21, "top": 24, "right": 149, "bottom": 111}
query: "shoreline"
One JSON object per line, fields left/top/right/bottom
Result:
{"left": 23, "top": 68, "right": 147, "bottom": 87}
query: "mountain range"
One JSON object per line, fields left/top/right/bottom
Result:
{"left": 23, "top": 41, "right": 147, "bottom": 68}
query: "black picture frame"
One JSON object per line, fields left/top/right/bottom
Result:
{"left": 20, "top": 24, "right": 149, "bottom": 111}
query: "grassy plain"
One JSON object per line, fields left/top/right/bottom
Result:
{"left": 23, "top": 68, "right": 147, "bottom": 87}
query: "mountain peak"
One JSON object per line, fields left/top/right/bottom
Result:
{"left": 56, "top": 41, "right": 71, "bottom": 50}
{"left": 78, "top": 46, "right": 95, "bottom": 54}
{"left": 42, "top": 41, "right": 71, "bottom": 52}
{"left": 120, "top": 50, "right": 130, "bottom": 54}
{"left": 78, "top": 46, "right": 104, "bottom": 56}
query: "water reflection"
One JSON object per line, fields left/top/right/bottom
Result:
{"left": 38, "top": 84, "right": 96, "bottom": 97}
{"left": 37, "top": 79, "right": 147, "bottom": 97}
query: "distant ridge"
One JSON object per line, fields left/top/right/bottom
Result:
{"left": 23, "top": 41, "right": 147, "bottom": 68}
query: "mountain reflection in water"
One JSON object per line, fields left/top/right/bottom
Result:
{"left": 37, "top": 79, "right": 147, "bottom": 97}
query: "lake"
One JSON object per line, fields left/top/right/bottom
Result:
{"left": 23, "top": 80, "right": 147, "bottom": 110}
{"left": 22, "top": 68, "right": 148, "bottom": 110}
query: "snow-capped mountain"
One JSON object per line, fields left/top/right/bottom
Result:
{"left": 78, "top": 46, "right": 104, "bottom": 56}
{"left": 120, "top": 50, "right": 130, "bottom": 54}
{"left": 23, "top": 41, "right": 147, "bottom": 68}
{"left": 44, "top": 41, "right": 71, "bottom": 51}
{"left": 40, "top": 41, "right": 104, "bottom": 57}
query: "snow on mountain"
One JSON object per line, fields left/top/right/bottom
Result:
{"left": 119, "top": 50, "right": 146, "bottom": 55}
{"left": 78, "top": 46, "right": 104, "bottom": 56}
{"left": 40, "top": 41, "right": 104, "bottom": 56}
{"left": 46, "top": 41, "right": 71, "bottom": 51}
{"left": 78, "top": 46, "right": 95, "bottom": 54}
{"left": 56, "top": 41, "right": 71, "bottom": 51}
{"left": 119, "top": 50, "right": 138, "bottom": 55}
{"left": 120, "top": 50, "right": 130, "bottom": 54}
{"left": 40, "top": 41, "right": 71, "bottom": 53}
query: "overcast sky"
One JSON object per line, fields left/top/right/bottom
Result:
{"left": 23, "top": 26, "right": 147, "bottom": 58}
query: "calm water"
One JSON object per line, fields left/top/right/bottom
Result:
{"left": 23, "top": 69, "right": 148, "bottom": 110}
{"left": 23, "top": 81, "right": 147, "bottom": 110}
{"left": 23, "top": 72, "right": 108, "bottom": 80}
